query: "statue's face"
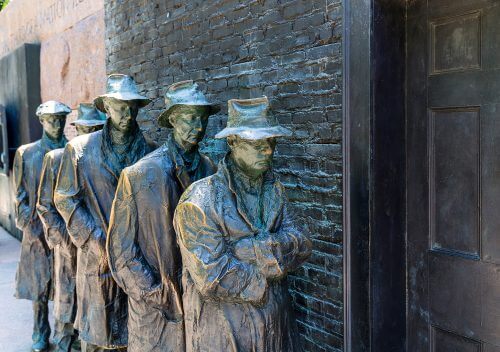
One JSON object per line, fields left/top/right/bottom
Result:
{"left": 75, "top": 124, "right": 103, "bottom": 136}
{"left": 40, "top": 114, "right": 66, "bottom": 140}
{"left": 103, "top": 98, "right": 139, "bottom": 133}
{"left": 169, "top": 105, "right": 209, "bottom": 148}
{"left": 228, "top": 136, "right": 276, "bottom": 178}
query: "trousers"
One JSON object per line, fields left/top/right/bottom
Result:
{"left": 53, "top": 320, "right": 78, "bottom": 352}
{"left": 32, "top": 299, "right": 51, "bottom": 344}
{"left": 81, "top": 341, "right": 127, "bottom": 352}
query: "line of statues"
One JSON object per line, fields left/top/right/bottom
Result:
{"left": 13, "top": 74, "right": 312, "bottom": 352}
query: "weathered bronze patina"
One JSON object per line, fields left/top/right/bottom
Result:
{"left": 107, "top": 81, "right": 218, "bottom": 352}
{"left": 14, "top": 100, "right": 70, "bottom": 352}
{"left": 37, "top": 103, "right": 105, "bottom": 352}
{"left": 174, "top": 97, "right": 312, "bottom": 352}
{"left": 54, "top": 74, "right": 154, "bottom": 351}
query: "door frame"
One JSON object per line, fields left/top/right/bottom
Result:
{"left": 343, "top": 0, "right": 407, "bottom": 350}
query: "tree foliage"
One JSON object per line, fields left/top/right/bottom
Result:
{"left": 0, "top": 0, "right": 9, "bottom": 11}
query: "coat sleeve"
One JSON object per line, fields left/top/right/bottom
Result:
{"left": 174, "top": 199, "right": 268, "bottom": 304}
{"left": 107, "top": 168, "right": 158, "bottom": 301}
{"left": 54, "top": 144, "right": 97, "bottom": 248}
{"left": 13, "top": 148, "right": 31, "bottom": 230}
{"left": 37, "top": 153, "right": 66, "bottom": 249}
{"left": 268, "top": 199, "right": 312, "bottom": 276}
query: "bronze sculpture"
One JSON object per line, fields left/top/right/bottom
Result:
{"left": 13, "top": 101, "right": 70, "bottom": 352}
{"left": 37, "top": 103, "right": 106, "bottom": 352}
{"left": 107, "top": 80, "right": 219, "bottom": 352}
{"left": 174, "top": 96, "right": 312, "bottom": 352}
{"left": 54, "top": 74, "right": 154, "bottom": 352}
{"left": 70, "top": 103, "right": 108, "bottom": 135}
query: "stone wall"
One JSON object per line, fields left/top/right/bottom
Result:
{"left": 0, "top": 0, "right": 106, "bottom": 140}
{"left": 105, "top": 1, "right": 343, "bottom": 350}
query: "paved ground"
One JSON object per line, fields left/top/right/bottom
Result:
{"left": 0, "top": 226, "right": 54, "bottom": 352}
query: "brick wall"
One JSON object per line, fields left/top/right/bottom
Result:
{"left": 105, "top": 1, "right": 343, "bottom": 350}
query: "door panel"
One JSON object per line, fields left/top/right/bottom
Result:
{"left": 407, "top": 0, "right": 500, "bottom": 350}
{"left": 431, "top": 326, "right": 481, "bottom": 352}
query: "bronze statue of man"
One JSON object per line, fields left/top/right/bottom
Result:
{"left": 174, "top": 96, "right": 312, "bottom": 352}
{"left": 107, "top": 80, "right": 219, "bottom": 352}
{"left": 13, "top": 100, "right": 70, "bottom": 352}
{"left": 54, "top": 74, "right": 155, "bottom": 352}
{"left": 37, "top": 103, "right": 106, "bottom": 352}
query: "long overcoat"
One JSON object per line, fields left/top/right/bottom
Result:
{"left": 107, "top": 136, "right": 216, "bottom": 352}
{"left": 173, "top": 156, "right": 312, "bottom": 352}
{"left": 54, "top": 122, "right": 154, "bottom": 348}
{"left": 37, "top": 148, "right": 77, "bottom": 323}
{"left": 13, "top": 133, "right": 66, "bottom": 301}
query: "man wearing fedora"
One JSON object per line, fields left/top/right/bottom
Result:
{"left": 37, "top": 103, "right": 106, "bottom": 352}
{"left": 107, "top": 80, "right": 218, "bottom": 352}
{"left": 13, "top": 101, "right": 71, "bottom": 352}
{"left": 54, "top": 74, "right": 155, "bottom": 352}
{"left": 173, "top": 96, "right": 312, "bottom": 352}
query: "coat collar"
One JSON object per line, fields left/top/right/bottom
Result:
{"left": 167, "top": 135, "right": 201, "bottom": 190}
{"left": 219, "top": 154, "right": 283, "bottom": 232}
{"left": 40, "top": 131, "right": 67, "bottom": 153}
{"left": 100, "top": 120, "right": 149, "bottom": 179}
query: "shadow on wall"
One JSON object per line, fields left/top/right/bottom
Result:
{"left": 0, "top": 44, "right": 42, "bottom": 239}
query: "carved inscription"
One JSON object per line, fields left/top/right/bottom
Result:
{"left": 430, "top": 12, "right": 481, "bottom": 74}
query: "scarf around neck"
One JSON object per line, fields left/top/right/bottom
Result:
{"left": 40, "top": 131, "right": 67, "bottom": 152}
{"left": 100, "top": 119, "right": 149, "bottom": 179}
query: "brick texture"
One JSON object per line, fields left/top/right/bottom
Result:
{"left": 105, "top": 1, "right": 343, "bottom": 350}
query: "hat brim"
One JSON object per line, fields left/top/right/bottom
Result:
{"left": 94, "top": 93, "right": 151, "bottom": 112}
{"left": 215, "top": 126, "right": 292, "bottom": 140}
{"left": 71, "top": 119, "right": 107, "bottom": 127}
{"left": 157, "top": 103, "right": 221, "bottom": 128}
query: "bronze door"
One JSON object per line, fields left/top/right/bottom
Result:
{"left": 407, "top": 0, "right": 500, "bottom": 351}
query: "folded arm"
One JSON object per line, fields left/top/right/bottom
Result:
{"left": 13, "top": 148, "right": 31, "bottom": 230}
{"left": 174, "top": 201, "right": 268, "bottom": 305}
{"left": 37, "top": 153, "right": 67, "bottom": 249}
{"left": 107, "top": 169, "right": 158, "bottom": 302}
{"left": 54, "top": 144, "right": 99, "bottom": 248}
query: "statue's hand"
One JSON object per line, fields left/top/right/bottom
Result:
{"left": 89, "top": 229, "right": 109, "bottom": 274}
{"left": 143, "top": 277, "right": 183, "bottom": 320}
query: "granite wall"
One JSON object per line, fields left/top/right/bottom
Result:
{"left": 105, "top": 1, "right": 343, "bottom": 350}
{"left": 0, "top": 0, "right": 106, "bottom": 139}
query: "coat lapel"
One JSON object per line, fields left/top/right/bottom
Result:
{"left": 221, "top": 156, "right": 283, "bottom": 233}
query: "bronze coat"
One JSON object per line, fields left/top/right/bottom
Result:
{"left": 13, "top": 133, "right": 66, "bottom": 301}
{"left": 37, "top": 148, "right": 77, "bottom": 323}
{"left": 54, "top": 122, "right": 154, "bottom": 348}
{"left": 107, "top": 137, "right": 216, "bottom": 352}
{"left": 173, "top": 156, "right": 312, "bottom": 352}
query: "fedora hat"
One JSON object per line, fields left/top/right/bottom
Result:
{"left": 36, "top": 101, "right": 71, "bottom": 117}
{"left": 215, "top": 96, "right": 291, "bottom": 140}
{"left": 94, "top": 74, "right": 151, "bottom": 112}
{"left": 71, "top": 103, "right": 107, "bottom": 127}
{"left": 157, "top": 80, "right": 220, "bottom": 128}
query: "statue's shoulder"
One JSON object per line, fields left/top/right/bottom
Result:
{"left": 123, "top": 144, "right": 175, "bottom": 181}
{"left": 16, "top": 140, "right": 42, "bottom": 158}
{"left": 46, "top": 147, "right": 64, "bottom": 160}
{"left": 43, "top": 148, "right": 64, "bottom": 166}
{"left": 18, "top": 139, "right": 41, "bottom": 156}
{"left": 66, "top": 130, "right": 101, "bottom": 154}
{"left": 181, "top": 172, "right": 220, "bottom": 205}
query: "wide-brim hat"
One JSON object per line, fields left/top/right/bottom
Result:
{"left": 94, "top": 74, "right": 151, "bottom": 113}
{"left": 215, "top": 96, "right": 291, "bottom": 140}
{"left": 71, "top": 103, "right": 107, "bottom": 127}
{"left": 36, "top": 101, "right": 71, "bottom": 117}
{"left": 157, "top": 80, "right": 220, "bottom": 128}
